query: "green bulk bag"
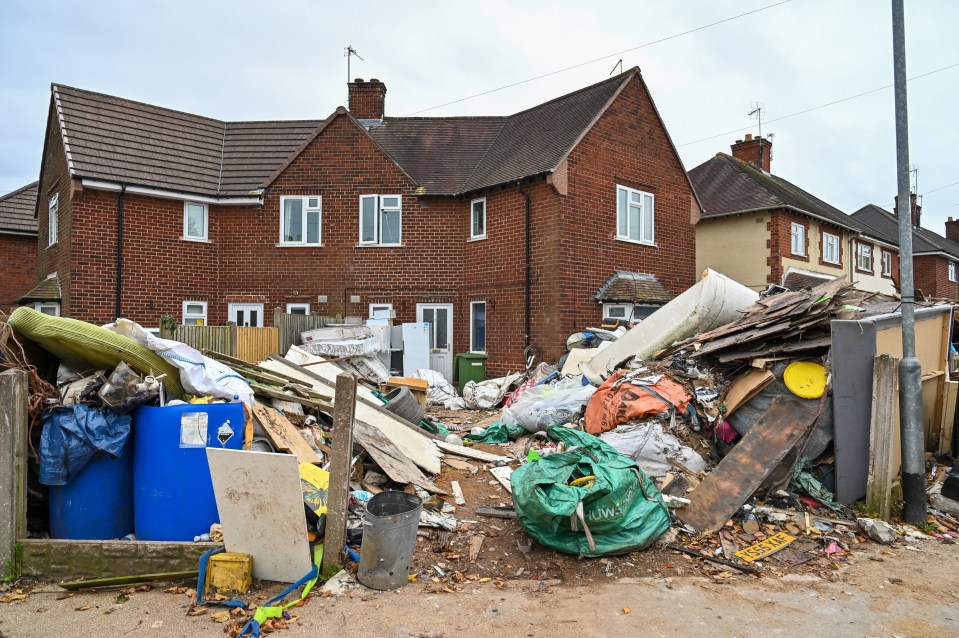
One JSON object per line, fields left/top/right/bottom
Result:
{"left": 511, "top": 426, "right": 670, "bottom": 557}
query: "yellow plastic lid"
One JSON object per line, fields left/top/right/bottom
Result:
{"left": 783, "top": 361, "right": 827, "bottom": 399}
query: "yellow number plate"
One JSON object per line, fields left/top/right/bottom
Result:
{"left": 734, "top": 531, "right": 796, "bottom": 562}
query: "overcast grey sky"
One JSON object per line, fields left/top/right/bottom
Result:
{"left": 1, "top": 1, "right": 957, "bottom": 233}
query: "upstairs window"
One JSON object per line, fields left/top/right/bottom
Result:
{"left": 280, "top": 196, "right": 322, "bottom": 246}
{"left": 182, "top": 301, "right": 207, "bottom": 326}
{"left": 360, "top": 195, "right": 402, "bottom": 245}
{"left": 950, "top": 262, "right": 957, "bottom": 282}
{"left": 882, "top": 250, "right": 893, "bottom": 277}
{"left": 822, "top": 232, "right": 840, "bottom": 264}
{"left": 48, "top": 193, "right": 59, "bottom": 246}
{"left": 791, "top": 223, "right": 806, "bottom": 256}
{"left": 616, "top": 185, "right": 654, "bottom": 244}
{"left": 857, "top": 243, "right": 873, "bottom": 273}
{"left": 470, "top": 198, "right": 487, "bottom": 240}
{"left": 183, "top": 202, "right": 208, "bottom": 241}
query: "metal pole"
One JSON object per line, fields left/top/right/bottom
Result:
{"left": 892, "top": 0, "right": 926, "bottom": 524}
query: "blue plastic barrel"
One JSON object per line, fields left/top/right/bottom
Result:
{"left": 133, "top": 403, "right": 244, "bottom": 541}
{"left": 49, "top": 438, "right": 134, "bottom": 540}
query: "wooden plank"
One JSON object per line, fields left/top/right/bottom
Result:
{"left": 940, "top": 380, "right": 958, "bottom": 455}
{"left": 353, "top": 420, "right": 445, "bottom": 494}
{"left": 207, "top": 449, "right": 312, "bottom": 583}
{"left": 677, "top": 397, "right": 817, "bottom": 533}
{"left": 436, "top": 440, "right": 511, "bottom": 463}
{"left": 251, "top": 384, "right": 333, "bottom": 411}
{"left": 451, "top": 481, "right": 466, "bottom": 506}
{"left": 262, "top": 354, "right": 442, "bottom": 474}
{"left": 322, "top": 373, "right": 357, "bottom": 577}
{"left": 251, "top": 404, "right": 322, "bottom": 464}
{"left": 867, "top": 354, "right": 901, "bottom": 521}
{"left": 489, "top": 465, "right": 513, "bottom": 494}
{"left": 442, "top": 457, "right": 476, "bottom": 472}
{"left": 468, "top": 535, "right": 484, "bottom": 563}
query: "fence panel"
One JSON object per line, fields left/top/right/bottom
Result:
{"left": 275, "top": 308, "right": 334, "bottom": 355}
{"left": 160, "top": 324, "right": 235, "bottom": 355}
{"left": 236, "top": 326, "right": 280, "bottom": 363}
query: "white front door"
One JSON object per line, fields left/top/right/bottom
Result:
{"left": 417, "top": 303, "right": 453, "bottom": 381}
{"left": 228, "top": 303, "right": 264, "bottom": 327}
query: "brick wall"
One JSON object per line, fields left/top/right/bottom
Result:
{"left": 767, "top": 209, "right": 807, "bottom": 283}
{"left": 557, "top": 74, "right": 698, "bottom": 363}
{"left": 36, "top": 102, "right": 73, "bottom": 313}
{"left": 0, "top": 234, "right": 37, "bottom": 314}
{"left": 914, "top": 254, "right": 958, "bottom": 300}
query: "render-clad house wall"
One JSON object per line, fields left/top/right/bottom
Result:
{"left": 696, "top": 212, "right": 770, "bottom": 289}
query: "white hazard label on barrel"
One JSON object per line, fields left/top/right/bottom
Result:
{"left": 180, "top": 412, "right": 208, "bottom": 448}
{"left": 217, "top": 420, "right": 235, "bottom": 447}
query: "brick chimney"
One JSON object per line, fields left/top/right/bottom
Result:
{"left": 945, "top": 216, "right": 959, "bottom": 243}
{"left": 348, "top": 78, "right": 386, "bottom": 120}
{"left": 894, "top": 193, "right": 921, "bottom": 228}
{"left": 731, "top": 133, "right": 772, "bottom": 173}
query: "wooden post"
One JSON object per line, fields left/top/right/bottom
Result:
{"left": 0, "top": 370, "right": 28, "bottom": 569}
{"left": 321, "top": 372, "right": 357, "bottom": 576}
{"left": 867, "top": 354, "right": 899, "bottom": 520}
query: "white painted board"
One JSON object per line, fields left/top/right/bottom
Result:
{"left": 207, "top": 449, "right": 312, "bottom": 583}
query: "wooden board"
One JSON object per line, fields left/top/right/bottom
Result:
{"left": 353, "top": 420, "right": 445, "bottom": 494}
{"left": 207, "top": 449, "right": 312, "bottom": 583}
{"left": 866, "top": 355, "right": 899, "bottom": 520}
{"left": 436, "top": 440, "right": 511, "bottom": 463}
{"left": 723, "top": 369, "right": 776, "bottom": 416}
{"left": 251, "top": 404, "right": 322, "bottom": 464}
{"left": 677, "top": 397, "right": 817, "bottom": 533}
{"left": 489, "top": 465, "right": 513, "bottom": 494}
{"left": 442, "top": 458, "right": 476, "bottom": 472}
{"left": 262, "top": 354, "right": 443, "bottom": 475}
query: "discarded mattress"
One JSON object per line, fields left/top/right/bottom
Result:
{"left": 580, "top": 269, "right": 758, "bottom": 383}
{"left": 8, "top": 307, "right": 185, "bottom": 397}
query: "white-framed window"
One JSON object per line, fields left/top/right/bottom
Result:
{"left": 950, "top": 262, "right": 957, "bottom": 282}
{"left": 857, "top": 243, "right": 873, "bottom": 272}
{"left": 229, "top": 303, "right": 264, "bottom": 327}
{"left": 280, "top": 196, "right": 322, "bottom": 246}
{"left": 603, "top": 303, "right": 632, "bottom": 321}
{"left": 183, "top": 202, "right": 208, "bottom": 241}
{"left": 33, "top": 301, "right": 60, "bottom": 316}
{"left": 470, "top": 198, "right": 486, "bottom": 240}
{"left": 615, "top": 185, "right": 654, "bottom": 244}
{"left": 790, "top": 223, "right": 806, "bottom": 256}
{"left": 369, "top": 303, "right": 394, "bottom": 319}
{"left": 286, "top": 303, "right": 310, "bottom": 315}
{"left": 48, "top": 193, "right": 59, "bottom": 246}
{"left": 470, "top": 301, "right": 487, "bottom": 353}
{"left": 359, "top": 195, "right": 402, "bottom": 245}
{"left": 182, "top": 301, "right": 207, "bottom": 326}
{"left": 822, "top": 232, "right": 840, "bottom": 264}
{"left": 882, "top": 251, "right": 893, "bottom": 277}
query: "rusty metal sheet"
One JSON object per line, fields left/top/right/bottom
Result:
{"left": 677, "top": 397, "right": 817, "bottom": 533}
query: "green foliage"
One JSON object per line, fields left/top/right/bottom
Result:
{"left": 1, "top": 543, "right": 23, "bottom": 583}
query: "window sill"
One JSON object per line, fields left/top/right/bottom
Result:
{"left": 855, "top": 268, "right": 873, "bottom": 275}
{"left": 615, "top": 236, "right": 656, "bottom": 248}
{"left": 791, "top": 252, "right": 807, "bottom": 258}
{"left": 275, "top": 243, "right": 324, "bottom": 248}
{"left": 467, "top": 236, "right": 487, "bottom": 243}
{"left": 355, "top": 243, "right": 406, "bottom": 248}
{"left": 47, "top": 241, "right": 58, "bottom": 248}
{"left": 821, "top": 259, "right": 841, "bottom": 266}
{"left": 181, "top": 236, "right": 212, "bottom": 243}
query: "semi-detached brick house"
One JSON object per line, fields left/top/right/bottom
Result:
{"left": 31, "top": 67, "right": 700, "bottom": 377}
{"left": 0, "top": 181, "right": 39, "bottom": 315}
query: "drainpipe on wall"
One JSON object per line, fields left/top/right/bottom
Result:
{"left": 115, "top": 184, "right": 127, "bottom": 320}
{"left": 516, "top": 183, "right": 531, "bottom": 350}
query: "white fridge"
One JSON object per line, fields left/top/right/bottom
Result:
{"left": 401, "top": 322, "right": 430, "bottom": 377}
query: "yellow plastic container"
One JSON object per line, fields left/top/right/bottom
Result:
{"left": 204, "top": 552, "right": 253, "bottom": 596}
{"left": 783, "top": 361, "right": 827, "bottom": 399}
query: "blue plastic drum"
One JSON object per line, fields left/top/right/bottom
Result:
{"left": 133, "top": 403, "right": 244, "bottom": 541}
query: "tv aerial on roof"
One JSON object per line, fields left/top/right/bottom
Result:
{"left": 345, "top": 45, "right": 364, "bottom": 84}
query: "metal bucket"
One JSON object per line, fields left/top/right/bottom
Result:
{"left": 357, "top": 491, "right": 423, "bottom": 590}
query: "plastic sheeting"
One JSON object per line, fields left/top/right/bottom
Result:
{"left": 105, "top": 319, "right": 253, "bottom": 405}
{"left": 410, "top": 369, "right": 466, "bottom": 410}
{"left": 599, "top": 421, "right": 708, "bottom": 478}
{"left": 39, "top": 404, "right": 131, "bottom": 486}
{"left": 462, "top": 373, "right": 523, "bottom": 410}
{"left": 499, "top": 376, "right": 596, "bottom": 433}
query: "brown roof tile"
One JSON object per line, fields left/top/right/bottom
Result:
{"left": 0, "top": 181, "right": 38, "bottom": 235}
{"left": 17, "top": 274, "right": 60, "bottom": 302}
{"left": 595, "top": 271, "right": 673, "bottom": 304}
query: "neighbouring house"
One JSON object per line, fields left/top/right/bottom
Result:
{"left": 0, "top": 181, "right": 39, "bottom": 315}
{"left": 30, "top": 68, "right": 700, "bottom": 377}
{"left": 853, "top": 196, "right": 959, "bottom": 301}
{"left": 690, "top": 135, "right": 898, "bottom": 295}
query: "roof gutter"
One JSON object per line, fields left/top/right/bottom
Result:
{"left": 700, "top": 204, "right": 861, "bottom": 235}
{"left": 81, "top": 179, "right": 261, "bottom": 205}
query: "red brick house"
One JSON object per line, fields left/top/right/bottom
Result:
{"left": 853, "top": 197, "right": 959, "bottom": 301}
{"left": 31, "top": 68, "right": 700, "bottom": 376}
{"left": 691, "top": 136, "right": 899, "bottom": 295}
{"left": 0, "top": 181, "right": 39, "bottom": 315}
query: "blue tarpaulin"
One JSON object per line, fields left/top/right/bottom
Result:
{"left": 39, "top": 405, "right": 131, "bottom": 486}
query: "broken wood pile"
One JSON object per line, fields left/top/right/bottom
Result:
{"left": 676, "top": 278, "right": 856, "bottom": 363}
